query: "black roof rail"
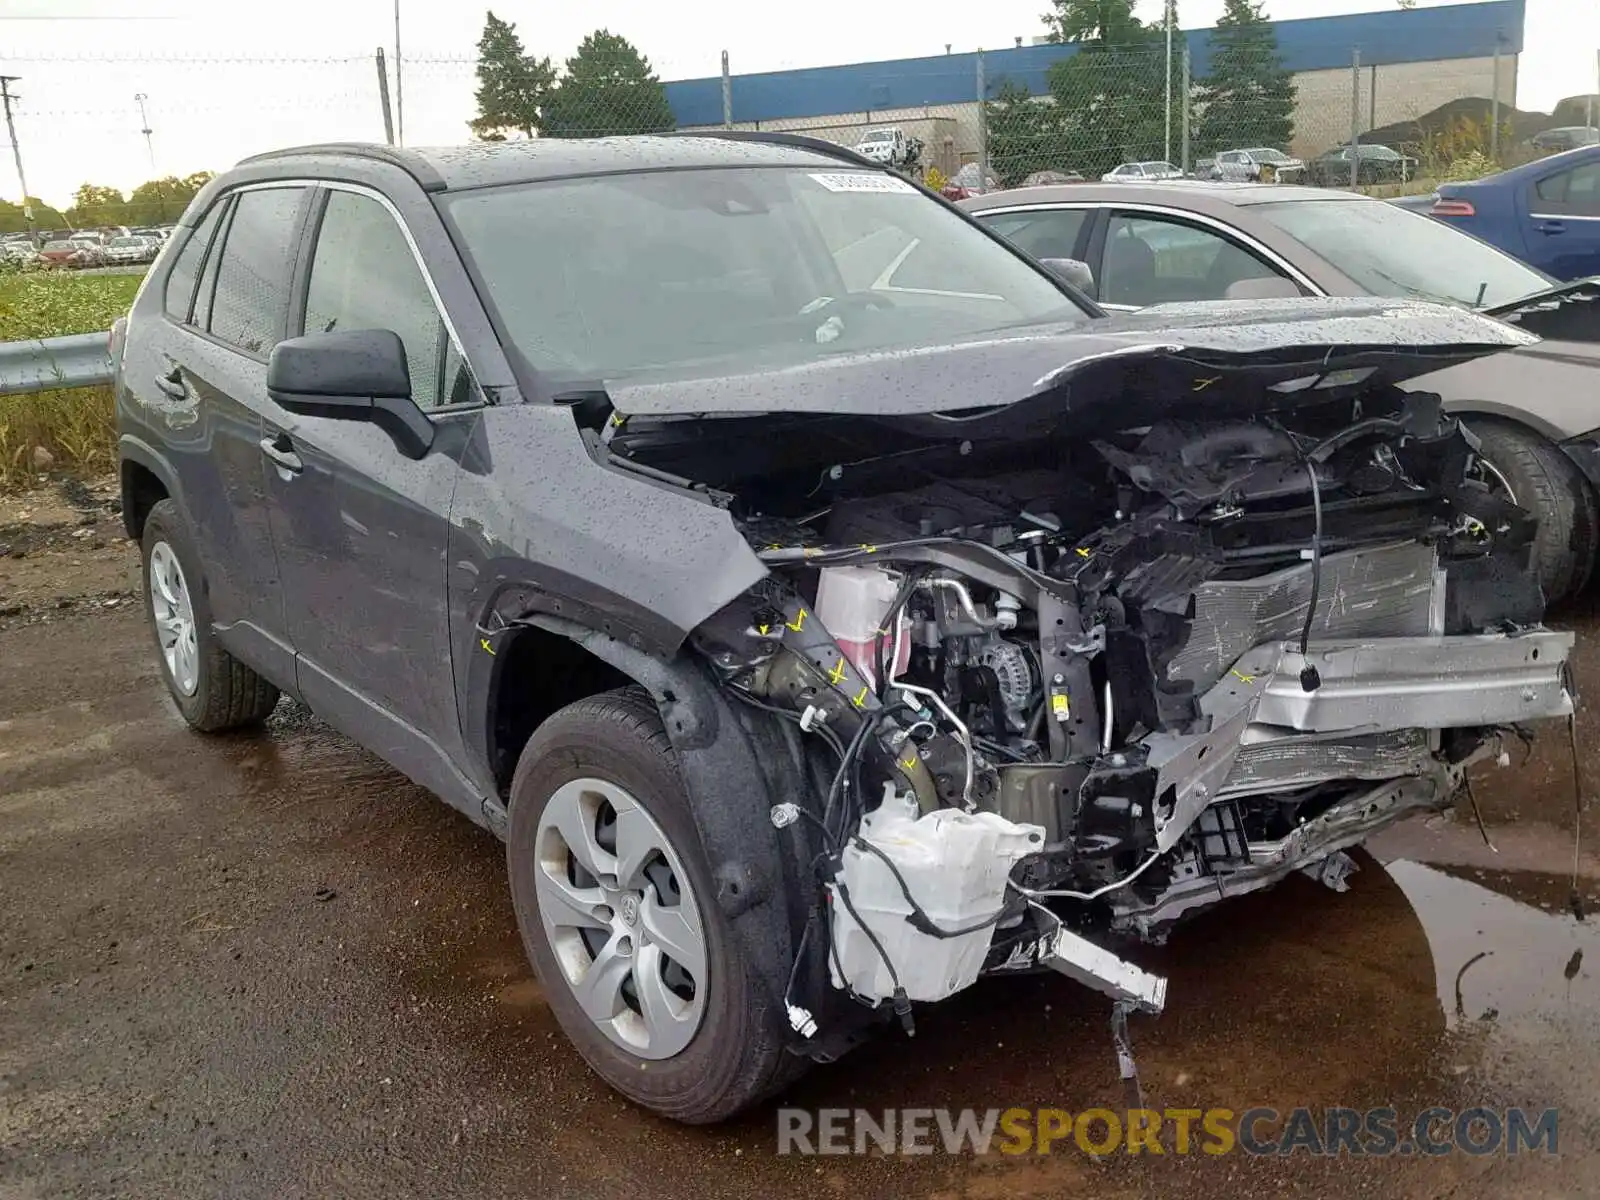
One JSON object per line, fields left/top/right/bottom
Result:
{"left": 234, "top": 142, "right": 448, "bottom": 191}
{"left": 666, "top": 129, "right": 885, "bottom": 171}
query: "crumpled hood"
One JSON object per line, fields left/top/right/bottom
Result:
{"left": 605, "top": 296, "right": 1537, "bottom": 421}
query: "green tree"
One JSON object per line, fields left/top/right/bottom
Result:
{"left": 0, "top": 196, "right": 68, "bottom": 234}
{"left": 468, "top": 11, "right": 555, "bottom": 140}
{"left": 984, "top": 80, "right": 1068, "bottom": 184}
{"left": 125, "top": 172, "right": 214, "bottom": 225}
{"left": 1195, "top": 0, "right": 1295, "bottom": 154}
{"left": 68, "top": 184, "right": 128, "bottom": 228}
{"left": 1041, "top": 0, "right": 1179, "bottom": 177}
{"left": 542, "top": 30, "right": 675, "bottom": 138}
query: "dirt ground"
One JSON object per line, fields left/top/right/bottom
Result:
{"left": 5, "top": 475, "right": 1600, "bottom": 1198}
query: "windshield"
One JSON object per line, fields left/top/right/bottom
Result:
{"left": 1256, "top": 198, "right": 1552, "bottom": 308}
{"left": 446, "top": 167, "right": 1082, "bottom": 384}
{"left": 1251, "top": 149, "right": 1291, "bottom": 162}
{"left": 44, "top": 241, "right": 74, "bottom": 251}
{"left": 862, "top": 130, "right": 893, "bottom": 142}
{"left": 110, "top": 237, "right": 140, "bottom": 247}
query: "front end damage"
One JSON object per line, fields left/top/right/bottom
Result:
{"left": 581, "top": 300, "right": 1574, "bottom": 1062}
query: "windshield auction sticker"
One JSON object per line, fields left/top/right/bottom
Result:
{"left": 809, "top": 172, "right": 918, "bottom": 193}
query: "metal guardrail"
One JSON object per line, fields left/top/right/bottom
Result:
{"left": 0, "top": 331, "right": 113, "bottom": 397}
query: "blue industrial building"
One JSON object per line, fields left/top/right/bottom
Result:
{"left": 664, "top": 0, "right": 1525, "bottom": 161}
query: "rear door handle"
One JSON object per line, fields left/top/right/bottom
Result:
{"left": 1536, "top": 220, "right": 1567, "bottom": 235}
{"left": 153, "top": 368, "right": 188, "bottom": 399}
{"left": 259, "top": 434, "right": 303, "bottom": 474}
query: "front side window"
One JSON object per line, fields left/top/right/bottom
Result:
{"left": 975, "top": 208, "right": 1091, "bottom": 265}
{"left": 1101, "top": 213, "right": 1287, "bottom": 306}
{"left": 303, "top": 190, "right": 452, "bottom": 409}
{"left": 446, "top": 167, "right": 1081, "bottom": 385}
{"left": 207, "top": 187, "right": 308, "bottom": 356}
{"left": 1256, "top": 197, "right": 1550, "bottom": 308}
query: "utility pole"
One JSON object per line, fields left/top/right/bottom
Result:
{"left": 134, "top": 92, "right": 165, "bottom": 222}
{"left": 376, "top": 47, "right": 395, "bottom": 145}
{"left": 1164, "top": 0, "right": 1174, "bottom": 164}
{"left": 393, "top": 0, "right": 404, "bottom": 146}
{"left": 0, "top": 77, "right": 34, "bottom": 247}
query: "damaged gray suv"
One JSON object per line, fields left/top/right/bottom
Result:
{"left": 114, "top": 134, "right": 1574, "bottom": 1124}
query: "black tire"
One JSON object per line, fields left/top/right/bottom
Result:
{"left": 1468, "top": 419, "right": 1599, "bottom": 602}
{"left": 506, "top": 686, "right": 799, "bottom": 1124}
{"left": 140, "top": 498, "right": 280, "bottom": 730}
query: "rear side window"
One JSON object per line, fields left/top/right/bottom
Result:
{"left": 206, "top": 187, "right": 308, "bottom": 356}
{"left": 977, "top": 208, "right": 1090, "bottom": 264}
{"left": 1535, "top": 163, "right": 1600, "bottom": 215}
{"left": 162, "top": 203, "right": 224, "bottom": 323}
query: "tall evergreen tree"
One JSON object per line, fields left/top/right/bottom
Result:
{"left": 1196, "top": 0, "right": 1295, "bottom": 153}
{"left": 983, "top": 81, "right": 1067, "bottom": 185}
{"left": 468, "top": 12, "right": 555, "bottom": 140}
{"left": 1040, "top": 0, "right": 1181, "bottom": 176}
{"left": 541, "top": 31, "right": 676, "bottom": 138}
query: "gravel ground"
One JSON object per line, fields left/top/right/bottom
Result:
{"left": 4, "top": 476, "right": 1600, "bottom": 1198}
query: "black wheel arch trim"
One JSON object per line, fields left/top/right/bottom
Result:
{"left": 117, "top": 434, "right": 183, "bottom": 541}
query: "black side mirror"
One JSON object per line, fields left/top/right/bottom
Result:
{"left": 266, "top": 329, "right": 434, "bottom": 459}
{"left": 1040, "top": 256, "right": 1096, "bottom": 297}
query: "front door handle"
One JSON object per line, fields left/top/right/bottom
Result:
{"left": 1536, "top": 220, "right": 1567, "bottom": 235}
{"left": 153, "top": 368, "right": 188, "bottom": 399}
{"left": 259, "top": 434, "right": 303, "bottom": 474}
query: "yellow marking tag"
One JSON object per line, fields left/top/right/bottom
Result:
{"left": 828, "top": 659, "right": 848, "bottom": 685}
{"left": 1050, "top": 692, "right": 1071, "bottom": 719}
{"left": 479, "top": 637, "right": 495, "bottom": 656}
{"left": 857, "top": 543, "right": 877, "bottom": 553}
{"left": 1230, "top": 667, "right": 1256, "bottom": 685}
{"left": 1192, "top": 376, "right": 1222, "bottom": 392}
{"left": 1075, "top": 547, "right": 1092, "bottom": 558}
{"left": 852, "top": 686, "right": 869, "bottom": 708}
{"left": 900, "top": 755, "right": 919, "bottom": 772}
{"left": 609, "top": 412, "right": 626, "bottom": 426}
{"left": 757, "top": 624, "right": 770, "bottom": 636}
{"left": 785, "top": 609, "right": 807, "bottom": 633}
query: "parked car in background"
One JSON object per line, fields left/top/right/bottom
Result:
{"left": 961, "top": 179, "right": 1600, "bottom": 599}
{"left": 38, "top": 238, "right": 101, "bottom": 269}
{"left": 1430, "top": 144, "right": 1600, "bottom": 281}
{"left": 1530, "top": 126, "right": 1600, "bottom": 153}
{"left": 939, "top": 161, "right": 999, "bottom": 200}
{"left": 1020, "top": 169, "right": 1084, "bottom": 186}
{"left": 1211, "top": 147, "right": 1305, "bottom": 183}
{"left": 1101, "top": 160, "right": 1183, "bottom": 182}
{"left": 104, "top": 235, "right": 158, "bottom": 265}
{"left": 0, "top": 240, "right": 37, "bottom": 266}
{"left": 853, "top": 126, "right": 909, "bottom": 166}
{"left": 1191, "top": 157, "right": 1217, "bottom": 180}
{"left": 1306, "top": 143, "right": 1416, "bottom": 186}
{"left": 110, "top": 133, "right": 1575, "bottom": 1126}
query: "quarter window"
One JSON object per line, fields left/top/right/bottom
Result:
{"left": 206, "top": 187, "right": 308, "bottom": 356}
{"left": 1534, "top": 164, "right": 1600, "bottom": 216}
{"left": 162, "top": 202, "right": 225, "bottom": 324}
{"left": 303, "top": 190, "right": 454, "bottom": 409}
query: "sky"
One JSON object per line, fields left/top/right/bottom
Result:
{"left": 0, "top": 0, "right": 1594, "bottom": 209}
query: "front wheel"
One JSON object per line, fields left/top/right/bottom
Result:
{"left": 1467, "top": 420, "right": 1598, "bottom": 602}
{"left": 506, "top": 687, "right": 800, "bottom": 1123}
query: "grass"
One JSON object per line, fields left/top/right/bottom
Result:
{"left": 0, "top": 270, "right": 141, "bottom": 490}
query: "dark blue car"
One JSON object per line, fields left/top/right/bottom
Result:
{"left": 1431, "top": 145, "right": 1600, "bottom": 280}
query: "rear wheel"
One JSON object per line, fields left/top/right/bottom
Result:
{"left": 1467, "top": 420, "right": 1598, "bottom": 602}
{"left": 140, "top": 499, "right": 280, "bottom": 730}
{"left": 506, "top": 687, "right": 800, "bottom": 1123}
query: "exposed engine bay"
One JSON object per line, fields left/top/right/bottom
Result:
{"left": 581, "top": 316, "right": 1577, "bottom": 1066}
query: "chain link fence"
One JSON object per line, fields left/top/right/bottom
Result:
{"left": 0, "top": 42, "right": 1541, "bottom": 230}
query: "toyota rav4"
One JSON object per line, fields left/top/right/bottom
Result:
{"left": 114, "top": 134, "right": 1573, "bottom": 1124}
